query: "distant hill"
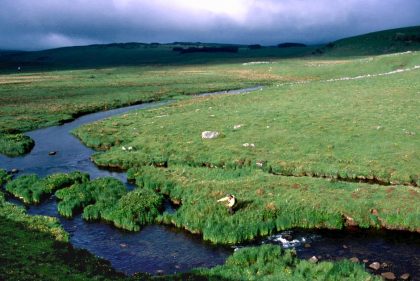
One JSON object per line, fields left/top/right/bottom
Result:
{"left": 0, "top": 42, "right": 315, "bottom": 73}
{"left": 1, "top": 26, "right": 419, "bottom": 72}
{"left": 319, "top": 26, "right": 420, "bottom": 56}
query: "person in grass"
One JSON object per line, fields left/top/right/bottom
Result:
{"left": 217, "top": 194, "right": 237, "bottom": 214}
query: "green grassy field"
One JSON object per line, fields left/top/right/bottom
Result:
{"left": 75, "top": 52, "right": 420, "bottom": 187}
{"left": 1, "top": 26, "right": 419, "bottom": 280}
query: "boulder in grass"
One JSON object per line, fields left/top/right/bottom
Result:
{"left": 201, "top": 131, "right": 220, "bottom": 139}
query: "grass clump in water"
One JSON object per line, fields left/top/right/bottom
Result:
{"left": 102, "top": 188, "right": 163, "bottom": 231}
{"left": 56, "top": 177, "right": 126, "bottom": 218}
{"left": 195, "top": 244, "right": 380, "bottom": 281}
{"left": 5, "top": 171, "right": 89, "bottom": 204}
{"left": 0, "top": 133, "right": 35, "bottom": 156}
{"left": 55, "top": 177, "right": 163, "bottom": 230}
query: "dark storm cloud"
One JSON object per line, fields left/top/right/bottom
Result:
{"left": 1, "top": 0, "right": 419, "bottom": 50}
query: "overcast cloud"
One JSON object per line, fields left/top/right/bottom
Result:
{"left": 0, "top": 0, "right": 419, "bottom": 50}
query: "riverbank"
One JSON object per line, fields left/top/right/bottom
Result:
{"left": 0, "top": 65, "right": 266, "bottom": 156}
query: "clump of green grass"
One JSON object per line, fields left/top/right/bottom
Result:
{"left": 55, "top": 177, "right": 126, "bottom": 218}
{"left": 55, "top": 176, "right": 163, "bottom": 231}
{"left": 102, "top": 188, "right": 163, "bottom": 231}
{"left": 195, "top": 244, "right": 380, "bottom": 281}
{"left": 0, "top": 133, "right": 35, "bottom": 156}
{"left": 5, "top": 171, "right": 89, "bottom": 204}
{"left": 0, "top": 168, "right": 11, "bottom": 186}
{"left": 133, "top": 166, "right": 420, "bottom": 244}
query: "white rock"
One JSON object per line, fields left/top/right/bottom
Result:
{"left": 233, "top": 124, "right": 243, "bottom": 130}
{"left": 201, "top": 131, "right": 220, "bottom": 139}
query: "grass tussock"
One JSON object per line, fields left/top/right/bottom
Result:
{"left": 55, "top": 176, "right": 163, "bottom": 231}
{"left": 133, "top": 166, "right": 420, "bottom": 244}
{"left": 0, "top": 133, "right": 35, "bottom": 156}
{"left": 0, "top": 168, "right": 11, "bottom": 186}
{"left": 55, "top": 177, "right": 126, "bottom": 218}
{"left": 5, "top": 171, "right": 89, "bottom": 204}
{"left": 101, "top": 188, "right": 163, "bottom": 231}
{"left": 194, "top": 244, "right": 380, "bottom": 281}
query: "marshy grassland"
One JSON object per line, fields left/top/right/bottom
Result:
{"left": 1, "top": 26, "right": 419, "bottom": 280}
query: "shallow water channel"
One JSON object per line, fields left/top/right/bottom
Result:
{"left": 1, "top": 87, "right": 419, "bottom": 278}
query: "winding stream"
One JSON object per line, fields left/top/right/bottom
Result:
{"left": 1, "top": 87, "right": 419, "bottom": 278}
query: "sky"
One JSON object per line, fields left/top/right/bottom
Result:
{"left": 0, "top": 0, "right": 419, "bottom": 51}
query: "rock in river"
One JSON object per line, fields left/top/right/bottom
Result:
{"left": 381, "top": 272, "right": 396, "bottom": 280}
{"left": 369, "top": 262, "right": 381, "bottom": 271}
{"left": 400, "top": 273, "right": 411, "bottom": 280}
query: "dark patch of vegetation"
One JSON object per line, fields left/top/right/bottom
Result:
{"left": 248, "top": 44, "right": 262, "bottom": 50}
{"left": 394, "top": 33, "right": 420, "bottom": 43}
{"left": 0, "top": 191, "right": 68, "bottom": 242}
{"left": 5, "top": 171, "right": 89, "bottom": 204}
{"left": 174, "top": 46, "right": 239, "bottom": 54}
{"left": 0, "top": 133, "right": 35, "bottom": 156}
{"left": 278, "top": 42, "right": 307, "bottom": 48}
{"left": 0, "top": 216, "right": 128, "bottom": 281}
{"left": 324, "top": 26, "right": 420, "bottom": 56}
{"left": 0, "top": 168, "right": 11, "bottom": 186}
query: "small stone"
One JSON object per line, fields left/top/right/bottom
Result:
{"left": 400, "top": 273, "right": 411, "bottom": 280}
{"left": 381, "top": 272, "right": 396, "bottom": 280}
{"left": 282, "top": 234, "right": 293, "bottom": 241}
{"left": 363, "top": 259, "right": 369, "bottom": 263}
{"left": 349, "top": 257, "right": 360, "bottom": 263}
{"left": 233, "top": 124, "right": 242, "bottom": 130}
{"left": 308, "top": 256, "right": 318, "bottom": 263}
{"left": 369, "top": 262, "right": 381, "bottom": 271}
{"left": 48, "top": 151, "right": 57, "bottom": 156}
{"left": 256, "top": 160, "right": 265, "bottom": 167}
{"left": 201, "top": 131, "right": 220, "bottom": 139}
{"left": 381, "top": 262, "right": 389, "bottom": 268}
{"left": 304, "top": 243, "right": 311, "bottom": 248}
{"left": 10, "top": 168, "right": 19, "bottom": 174}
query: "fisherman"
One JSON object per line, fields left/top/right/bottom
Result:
{"left": 217, "top": 194, "right": 237, "bottom": 214}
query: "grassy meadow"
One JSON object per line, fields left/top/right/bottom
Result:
{"left": 1, "top": 26, "right": 419, "bottom": 280}
{"left": 76, "top": 51, "right": 420, "bottom": 186}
